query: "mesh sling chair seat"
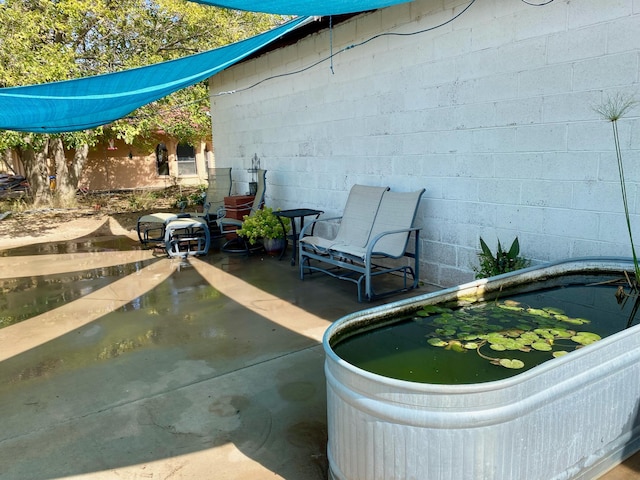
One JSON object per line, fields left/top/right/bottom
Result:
{"left": 216, "top": 169, "right": 267, "bottom": 253}
{"left": 300, "top": 186, "right": 425, "bottom": 302}
{"left": 136, "top": 167, "right": 232, "bottom": 246}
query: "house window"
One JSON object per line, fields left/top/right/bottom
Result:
{"left": 176, "top": 143, "right": 197, "bottom": 176}
{"left": 156, "top": 143, "right": 169, "bottom": 176}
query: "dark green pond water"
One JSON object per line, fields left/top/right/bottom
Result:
{"left": 332, "top": 274, "right": 639, "bottom": 384}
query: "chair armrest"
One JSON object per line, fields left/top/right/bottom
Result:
{"left": 299, "top": 215, "right": 342, "bottom": 239}
{"left": 367, "top": 226, "right": 422, "bottom": 256}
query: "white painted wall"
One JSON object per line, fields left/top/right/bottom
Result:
{"left": 209, "top": 0, "right": 640, "bottom": 288}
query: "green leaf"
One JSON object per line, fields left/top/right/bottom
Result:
{"left": 571, "top": 332, "right": 601, "bottom": 345}
{"left": 427, "top": 337, "right": 448, "bottom": 347}
{"left": 499, "top": 359, "right": 525, "bottom": 369}
{"left": 507, "top": 237, "right": 520, "bottom": 259}
{"left": 531, "top": 342, "right": 553, "bottom": 351}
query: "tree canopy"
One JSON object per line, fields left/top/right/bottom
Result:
{"left": 0, "top": 0, "right": 283, "bottom": 203}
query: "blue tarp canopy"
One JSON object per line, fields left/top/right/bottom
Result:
{"left": 0, "top": 0, "right": 413, "bottom": 133}
{"left": 0, "top": 16, "right": 311, "bottom": 133}
{"left": 187, "top": 0, "right": 410, "bottom": 15}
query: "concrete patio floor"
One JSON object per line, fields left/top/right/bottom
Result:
{"left": 0, "top": 229, "right": 639, "bottom": 479}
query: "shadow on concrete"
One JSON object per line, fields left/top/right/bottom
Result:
{"left": 0, "top": 238, "right": 425, "bottom": 479}
{"left": 0, "top": 217, "right": 141, "bottom": 257}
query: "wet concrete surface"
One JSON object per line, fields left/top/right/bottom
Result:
{"left": 0, "top": 234, "right": 433, "bottom": 479}
{"left": 1, "top": 234, "right": 639, "bottom": 479}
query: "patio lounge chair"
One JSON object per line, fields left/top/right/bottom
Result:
{"left": 164, "top": 216, "right": 211, "bottom": 258}
{"left": 299, "top": 186, "right": 425, "bottom": 302}
{"left": 216, "top": 169, "right": 267, "bottom": 253}
{"left": 136, "top": 167, "right": 232, "bottom": 245}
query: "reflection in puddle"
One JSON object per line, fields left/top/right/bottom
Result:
{"left": 0, "top": 260, "right": 157, "bottom": 328}
{"left": 0, "top": 237, "right": 141, "bottom": 257}
{"left": 1, "top": 267, "right": 226, "bottom": 384}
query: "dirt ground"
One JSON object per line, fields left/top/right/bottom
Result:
{"left": 0, "top": 189, "right": 190, "bottom": 249}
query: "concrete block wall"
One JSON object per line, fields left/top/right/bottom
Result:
{"left": 209, "top": 0, "right": 640, "bottom": 288}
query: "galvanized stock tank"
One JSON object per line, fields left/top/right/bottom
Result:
{"left": 324, "top": 258, "right": 640, "bottom": 480}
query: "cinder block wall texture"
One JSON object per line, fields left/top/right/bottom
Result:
{"left": 209, "top": 0, "right": 640, "bottom": 288}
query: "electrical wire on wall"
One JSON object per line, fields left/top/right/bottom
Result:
{"left": 212, "top": 0, "right": 480, "bottom": 97}
{"left": 136, "top": 0, "right": 556, "bottom": 118}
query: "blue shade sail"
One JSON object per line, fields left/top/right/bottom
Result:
{"left": 186, "top": 0, "right": 411, "bottom": 15}
{"left": 0, "top": 16, "right": 311, "bottom": 133}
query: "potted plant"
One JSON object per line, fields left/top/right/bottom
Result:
{"left": 236, "top": 207, "right": 291, "bottom": 254}
{"left": 188, "top": 185, "right": 207, "bottom": 212}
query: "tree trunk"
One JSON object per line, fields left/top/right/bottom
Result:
{"left": 19, "top": 143, "right": 51, "bottom": 207}
{"left": 69, "top": 143, "right": 89, "bottom": 192}
{"left": 51, "top": 137, "right": 75, "bottom": 206}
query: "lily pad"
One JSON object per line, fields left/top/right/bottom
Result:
{"left": 556, "top": 316, "right": 588, "bottom": 325}
{"left": 531, "top": 341, "right": 552, "bottom": 351}
{"left": 571, "top": 332, "right": 601, "bottom": 345}
{"left": 427, "top": 337, "right": 448, "bottom": 347}
{"left": 552, "top": 351, "right": 569, "bottom": 358}
{"left": 527, "top": 308, "right": 552, "bottom": 318}
{"left": 543, "top": 307, "right": 565, "bottom": 315}
{"left": 498, "top": 304, "right": 524, "bottom": 312}
{"left": 445, "top": 340, "right": 466, "bottom": 352}
{"left": 499, "top": 359, "right": 525, "bottom": 369}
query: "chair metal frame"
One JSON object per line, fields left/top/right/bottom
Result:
{"left": 299, "top": 186, "right": 425, "bottom": 302}
{"left": 216, "top": 169, "right": 267, "bottom": 253}
{"left": 136, "top": 167, "right": 232, "bottom": 246}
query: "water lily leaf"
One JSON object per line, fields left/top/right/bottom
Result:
{"left": 503, "top": 299, "right": 522, "bottom": 307}
{"left": 427, "top": 337, "right": 448, "bottom": 347}
{"left": 459, "top": 334, "right": 479, "bottom": 341}
{"left": 499, "top": 359, "right": 525, "bottom": 369}
{"left": 446, "top": 340, "right": 466, "bottom": 352}
{"left": 534, "top": 329, "right": 555, "bottom": 340}
{"left": 490, "top": 344, "right": 506, "bottom": 351}
{"left": 553, "top": 351, "right": 569, "bottom": 358}
{"left": 519, "top": 332, "right": 540, "bottom": 344}
{"left": 549, "top": 328, "right": 573, "bottom": 338}
{"left": 544, "top": 307, "right": 565, "bottom": 315}
{"left": 487, "top": 336, "right": 507, "bottom": 346}
{"left": 436, "top": 328, "right": 457, "bottom": 337}
{"left": 505, "top": 329, "right": 524, "bottom": 338}
{"left": 503, "top": 339, "right": 522, "bottom": 350}
{"left": 531, "top": 341, "right": 553, "bottom": 351}
{"left": 571, "top": 332, "right": 601, "bottom": 345}
{"left": 557, "top": 316, "right": 587, "bottom": 325}
{"left": 498, "top": 304, "right": 524, "bottom": 312}
{"left": 463, "top": 342, "right": 479, "bottom": 350}
{"left": 527, "top": 308, "right": 552, "bottom": 318}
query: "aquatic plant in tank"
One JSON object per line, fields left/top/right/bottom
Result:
{"left": 416, "top": 299, "right": 600, "bottom": 371}
{"left": 332, "top": 272, "right": 639, "bottom": 384}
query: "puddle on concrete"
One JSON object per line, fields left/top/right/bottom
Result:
{"left": 0, "top": 260, "right": 158, "bottom": 328}
{"left": 0, "top": 263, "right": 311, "bottom": 389}
{"left": 0, "top": 237, "right": 141, "bottom": 257}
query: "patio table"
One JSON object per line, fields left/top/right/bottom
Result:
{"left": 275, "top": 208, "right": 323, "bottom": 265}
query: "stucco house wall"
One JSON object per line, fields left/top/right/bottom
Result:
{"left": 209, "top": 0, "right": 640, "bottom": 288}
{"left": 79, "top": 137, "right": 211, "bottom": 191}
